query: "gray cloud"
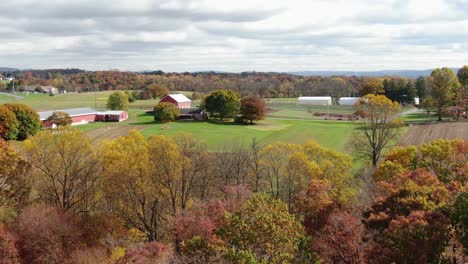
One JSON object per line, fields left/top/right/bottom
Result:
{"left": 0, "top": 0, "right": 466, "bottom": 71}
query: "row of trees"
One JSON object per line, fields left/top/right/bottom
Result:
{"left": 1, "top": 126, "right": 466, "bottom": 263}
{"left": 360, "top": 67, "right": 467, "bottom": 121}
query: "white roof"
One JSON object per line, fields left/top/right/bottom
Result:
{"left": 38, "top": 107, "right": 98, "bottom": 120}
{"left": 165, "top": 94, "right": 191, "bottom": 103}
{"left": 298, "top": 96, "right": 332, "bottom": 100}
{"left": 339, "top": 97, "right": 360, "bottom": 100}
{"left": 99, "top": 111, "right": 126, "bottom": 115}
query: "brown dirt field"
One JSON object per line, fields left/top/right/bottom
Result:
{"left": 86, "top": 125, "right": 148, "bottom": 145}
{"left": 399, "top": 122, "right": 468, "bottom": 146}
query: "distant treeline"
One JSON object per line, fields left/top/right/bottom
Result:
{"left": 1, "top": 69, "right": 426, "bottom": 101}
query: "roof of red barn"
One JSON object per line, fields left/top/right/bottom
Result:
{"left": 37, "top": 107, "right": 99, "bottom": 121}
{"left": 160, "top": 94, "right": 191, "bottom": 103}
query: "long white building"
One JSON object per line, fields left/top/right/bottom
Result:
{"left": 298, "top": 96, "right": 332, "bottom": 106}
{"left": 338, "top": 97, "right": 360, "bottom": 106}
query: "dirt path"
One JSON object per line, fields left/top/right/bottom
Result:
{"left": 0, "top": 92, "right": 24, "bottom": 101}
{"left": 86, "top": 125, "right": 148, "bottom": 145}
{"left": 398, "top": 122, "right": 468, "bottom": 146}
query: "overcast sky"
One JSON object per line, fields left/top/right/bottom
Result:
{"left": 0, "top": 0, "right": 467, "bottom": 72}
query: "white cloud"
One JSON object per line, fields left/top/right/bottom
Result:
{"left": 0, "top": 0, "right": 466, "bottom": 71}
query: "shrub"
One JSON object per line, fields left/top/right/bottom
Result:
{"left": 154, "top": 102, "right": 180, "bottom": 123}
{"left": 14, "top": 205, "right": 85, "bottom": 264}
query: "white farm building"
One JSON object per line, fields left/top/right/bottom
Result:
{"left": 338, "top": 97, "right": 360, "bottom": 106}
{"left": 298, "top": 96, "right": 332, "bottom": 106}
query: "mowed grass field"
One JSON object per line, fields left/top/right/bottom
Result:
{"left": 0, "top": 91, "right": 201, "bottom": 110}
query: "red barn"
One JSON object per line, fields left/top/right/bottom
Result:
{"left": 159, "top": 94, "right": 192, "bottom": 109}
{"left": 38, "top": 108, "right": 128, "bottom": 128}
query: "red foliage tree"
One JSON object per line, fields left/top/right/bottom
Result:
{"left": 366, "top": 211, "right": 450, "bottom": 264}
{"left": 240, "top": 95, "right": 266, "bottom": 124}
{"left": 174, "top": 199, "right": 239, "bottom": 242}
{"left": 0, "top": 225, "right": 20, "bottom": 264}
{"left": 14, "top": 205, "right": 85, "bottom": 264}
{"left": 313, "top": 211, "right": 364, "bottom": 264}
{"left": 291, "top": 180, "right": 338, "bottom": 236}
{"left": 117, "top": 242, "right": 172, "bottom": 264}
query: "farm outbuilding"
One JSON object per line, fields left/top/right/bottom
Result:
{"left": 38, "top": 107, "right": 128, "bottom": 128}
{"left": 298, "top": 96, "right": 332, "bottom": 106}
{"left": 338, "top": 97, "right": 360, "bottom": 106}
{"left": 160, "top": 94, "right": 192, "bottom": 109}
{"left": 96, "top": 111, "right": 129, "bottom": 122}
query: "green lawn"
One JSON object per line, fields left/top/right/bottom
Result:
{"left": 133, "top": 111, "right": 356, "bottom": 152}
{"left": 403, "top": 111, "right": 439, "bottom": 123}
{"left": 0, "top": 91, "right": 200, "bottom": 110}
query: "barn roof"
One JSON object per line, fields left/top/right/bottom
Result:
{"left": 38, "top": 107, "right": 98, "bottom": 120}
{"left": 162, "top": 94, "right": 191, "bottom": 103}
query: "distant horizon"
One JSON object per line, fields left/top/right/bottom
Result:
{"left": 1, "top": 66, "right": 463, "bottom": 74}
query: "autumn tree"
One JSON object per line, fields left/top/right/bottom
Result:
{"left": 364, "top": 169, "right": 452, "bottom": 263}
{"left": 3, "top": 103, "right": 41, "bottom": 140}
{"left": 239, "top": 95, "right": 266, "bottom": 124}
{"left": 216, "top": 195, "right": 305, "bottom": 263}
{"left": 46, "top": 111, "right": 72, "bottom": 127}
{"left": 303, "top": 141, "right": 355, "bottom": 206}
{"left": 24, "top": 128, "right": 101, "bottom": 213}
{"left": 203, "top": 89, "right": 240, "bottom": 120}
{"left": 100, "top": 130, "right": 166, "bottom": 241}
{"left": 420, "top": 96, "right": 436, "bottom": 114}
{"left": 359, "top": 78, "right": 384, "bottom": 96}
{"left": 0, "top": 106, "right": 19, "bottom": 140}
{"left": 0, "top": 224, "right": 21, "bottom": 264}
{"left": 14, "top": 205, "right": 86, "bottom": 264}
{"left": 259, "top": 142, "right": 301, "bottom": 200}
{"left": 0, "top": 140, "right": 31, "bottom": 218}
{"left": 145, "top": 84, "right": 169, "bottom": 99}
{"left": 106, "top": 91, "right": 129, "bottom": 111}
{"left": 430, "top": 68, "right": 460, "bottom": 121}
{"left": 292, "top": 180, "right": 337, "bottom": 235}
{"left": 154, "top": 102, "right": 180, "bottom": 123}
{"left": 353, "top": 94, "right": 402, "bottom": 166}
{"left": 312, "top": 211, "right": 364, "bottom": 264}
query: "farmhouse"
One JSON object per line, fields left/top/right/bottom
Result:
{"left": 338, "top": 97, "right": 360, "bottom": 106}
{"left": 298, "top": 96, "right": 332, "bottom": 106}
{"left": 21, "top": 85, "right": 59, "bottom": 94}
{"left": 160, "top": 94, "right": 192, "bottom": 109}
{"left": 38, "top": 107, "right": 128, "bottom": 128}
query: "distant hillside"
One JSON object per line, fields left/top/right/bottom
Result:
{"left": 290, "top": 69, "right": 459, "bottom": 78}
{"left": 0, "top": 67, "right": 19, "bottom": 72}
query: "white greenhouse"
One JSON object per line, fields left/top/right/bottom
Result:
{"left": 338, "top": 97, "right": 360, "bottom": 106}
{"left": 297, "top": 96, "right": 332, "bottom": 106}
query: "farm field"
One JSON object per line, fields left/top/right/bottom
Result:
{"left": 80, "top": 109, "right": 357, "bottom": 152}
{"left": 398, "top": 122, "right": 468, "bottom": 146}
{"left": 0, "top": 91, "right": 200, "bottom": 110}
